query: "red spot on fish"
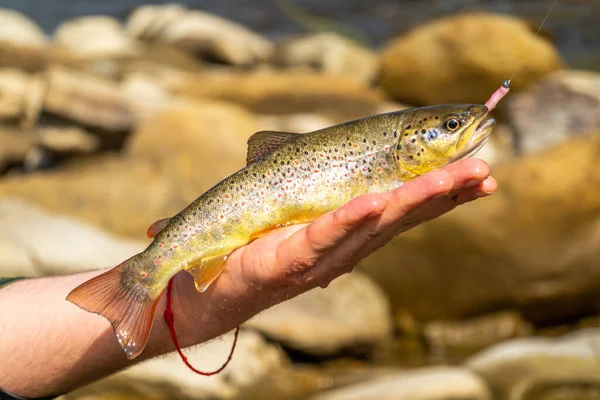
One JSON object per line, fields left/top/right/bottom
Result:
{"left": 172, "top": 245, "right": 178, "bottom": 250}
{"left": 224, "top": 194, "right": 230, "bottom": 199}
{"left": 384, "top": 146, "right": 390, "bottom": 151}
{"left": 377, "top": 167, "right": 382, "bottom": 172}
{"left": 242, "top": 201, "right": 246, "bottom": 206}
{"left": 183, "top": 234, "right": 188, "bottom": 237}
{"left": 382, "top": 161, "right": 387, "bottom": 165}
{"left": 142, "top": 271, "right": 149, "bottom": 276}
{"left": 159, "top": 243, "right": 164, "bottom": 248}
{"left": 362, "top": 167, "right": 366, "bottom": 172}
{"left": 245, "top": 181, "right": 249, "bottom": 186}
{"left": 187, "top": 217, "right": 193, "bottom": 221}
{"left": 220, "top": 215, "right": 224, "bottom": 219}
{"left": 294, "top": 160, "right": 299, "bottom": 165}
{"left": 314, "top": 169, "right": 319, "bottom": 173}
{"left": 278, "top": 194, "right": 282, "bottom": 198}
{"left": 267, "top": 171, "right": 271, "bottom": 176}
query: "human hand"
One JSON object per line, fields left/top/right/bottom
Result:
{"left": 168, "top": 158, "right": 496, "bottom": 348}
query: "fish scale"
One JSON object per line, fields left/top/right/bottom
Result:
{"left": 67, "top": 103, "right": 496, "bottom": 359}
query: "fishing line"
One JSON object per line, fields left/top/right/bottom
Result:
{"left": 508, "top": 0, "right": 559, "bottom": 87}
{"left": 485, "top": 0, "right": 559, "bottom": 110}
{"left": 164, "top": 278, "right": 240, "bottom": 376}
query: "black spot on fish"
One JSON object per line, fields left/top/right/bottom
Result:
{"left": 421, "top": 129, "right": 426, "bottom": 134}
{"left": 411, "top": 139, "right": 416, "bottom": 143}
{"left": 363, "top": 138, "right": 367, "bottom": 143}
{"left": 372, "top": 140, "right": 377, "bottom": 145}
{"left": 404, "top": 133, "right": 408, "bottom": 137}
{"left": 383, "top": 132, "right": 387, "bottom": 137}
{"left": 409, "top": 155, "right": 414, "bottom": 159}
{"left": 406, "top": 125, "right": 411, "bottom": 129}
{"left": 435, "top": 116, "right": 439, "bottom": 120}
{"left": 304, "top": 151, "right": 309, "bottom": 155}
{"left": 397, "top": 145, "right": 402, "bottom": 150}
{"left": 394, "top": 131, "right": 398, "bottom": 138}
{"left": 417, "top": 152, "right": 421, "bottom": 156}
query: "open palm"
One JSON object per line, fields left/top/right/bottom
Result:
{"left": 169, "top": 158, "right": 496, "bottom": 348}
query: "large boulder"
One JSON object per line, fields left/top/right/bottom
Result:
{"left": 245, "top": 271, "right": 392, "bottom": 356}
{"left": 379, "top": 12, "right": 564, "bottom": 106}
{"left": 507, "top": 70, "right": 600, "bottom": 155}
{"left": 0, "top": 9, "right": 48, "bottom": 72}
{"left": 359, "top": 133, "right": 600, "bottom": 324}
{"left": 0, "top": 100, "right": 260, "bottom": 238}
{"left": 466, "top": 328, "right": 600, "bottom": 400}
{"left": 126, "top": 4, "right": 273, "bottom": 66}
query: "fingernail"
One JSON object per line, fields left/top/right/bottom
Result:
{"left": 432, "top": 193, "right": 447, "bottom": 200}
{"left": 466, "top": 179, "right": 481, "bottom": 188}
{"left": 474, "top": 191, "right": 491, "bottom": 198}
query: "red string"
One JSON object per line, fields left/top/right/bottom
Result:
{"left": 164, "top": 278, "right": 239, "bottom": 376}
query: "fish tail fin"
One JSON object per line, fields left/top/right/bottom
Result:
{"left": 66, "top": 259, "right": 160, "bottom": 360}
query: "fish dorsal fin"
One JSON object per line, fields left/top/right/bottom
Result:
{"left": 186, "top": 255, "right": 229, "bottom": 293}
{"left": 146, "top": 217, "right": 172, "bottom": 239}
{"left": 246, "top": 131, "right": 301, "bottom": 165}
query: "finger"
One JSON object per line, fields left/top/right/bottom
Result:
{"left": 269, "top": 192, "right": 388, "bottom": 283}
{"left": 441, "top": 158, "right": 491, "bottom": 194}
{"left": 453, "top": 176, "right": 498, "bottom": 205}
{"left": 375, "top": 168, "right": 454, "bottom": 230}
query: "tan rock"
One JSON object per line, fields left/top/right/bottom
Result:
{"left": 0, "top": 125, "right": 35, "bottom": 173}
{"left": 0, "top": 100, "right": 260, "bottom": 238}
{"left": 359, "top": 133, "right": 600, "bottom": 324}
{"left": 126, "top": 4, "right": 273, "bottom": 66}
{"left": 245, "top": 271, "right": 392, "bottom": 355}
{"left": 43, "top": 66, "right": 134, "bottom": 132}
{"left": 379, "top": 12, "right": 564, "bottom": 105}
{"left": 37, "top": 125, "right": 100, "bottom": 154}
{"left": 163, "top": 69, "right": 384, "bottom": 122}
{"left": 0, "top": 9, "right": 48, "bottom": 72}
{"left": 507, "top": 70, "right": 600, "bottom": 155}
{"left": 273, "top": 32, "right": 380, "bottom": 85}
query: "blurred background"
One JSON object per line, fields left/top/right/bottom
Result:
{"left": 1, "top": 0, "right": 599, "bottom": 399}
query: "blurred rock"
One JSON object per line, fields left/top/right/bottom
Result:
{"left": 63, "top": 329, "right": 286, "bottom": 400}
{"left": 0, "top": 126, "right": 35, "bottom": 173}
{"left": 508, "top": 70, "right": 600, "bottom": 155}
{"left": 0, "top": 68, "right": 45, "bottom": 127}
{"left": 52, "top": 16, "right": 140, "bottom": 79}
{"left": 379, "top": 12, "right": 564, "bottom": 105}
{"left": 423, "top": 311, "right": 533, "bottom": 361}
{"left": 37, "top": 125, "right": 100, "bottom": 154}
{"left": 126, "top": 4, "right": 273, "bottom": 66}
{"left": 258, "top": 113, "right": 334, "bottom": 133}
{"left": 245, "top": 271, "right": 392, "bottom": 356}
{"left": 359, "top": 133, "right": 600, "bottom": 324}
{"left": 272, "top": 32, "right": 379, "bottom": 85}
{"left": 0, "top": 9, "right": 48, "bottom": 72}
{"left": 311, "top": 366, "right": 491, "bottom": 400}
{"left": 163, "top": 69, "right": 384, "bottom": 122}
{"left": 0, "top": 198, "right": 145, "bottom": 277}
{"left": 466, "top": 328, "right": 600, "bottom": 400}
{"left": 121, "top": 72, "right": 175, "bottom": 121}
{"left": 43, "top": 66, "right": 134, "bottom": 133}
{"left": 0, "top": 100, "right": 259, "bottom": 238}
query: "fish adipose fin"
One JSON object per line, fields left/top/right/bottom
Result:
{"left": 146, "top": 217, "right": 172, "bottom": 238}
{"left": 66, "top": 259, "right": 160, "bottom": 360}
{"left": 187, "top": 255, "right": 229, "bottom": 292}
{"left": 246, "top": 131, "right": 301, "bottom": 165}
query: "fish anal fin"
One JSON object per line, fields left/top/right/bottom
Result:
{"left": 147, "top": 217, "right": 172, "bottom": 239}
{"left": 187, "top": 255, "right": 229, "bottom": 293}
{"left": 66, "top": 260, "right": 160, "bottom": 360}
{"left": 246, "top": 130, "right": 301, "bottom": 165}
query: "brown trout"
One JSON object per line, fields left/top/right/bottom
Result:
{"left": 67, "top": 103, "right": 496, "bottom": 359}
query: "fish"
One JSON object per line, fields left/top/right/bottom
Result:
{"left": 66, "top": 103, "right": 496, "bottom": 360}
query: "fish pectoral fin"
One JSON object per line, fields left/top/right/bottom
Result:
{"left": 146, "top": 217, "right": 172, "bottom": 239}
{"left": 246, "top": 130, "right": 301, "bottom": 165}
{"left": 187, "top": 255, "right": 229, "bottom": 293}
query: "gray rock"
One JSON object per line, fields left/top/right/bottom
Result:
{"left": 0, "top": 198, "right": 145, "bottom": 277}
{"left": 508, "top": 70, "right": 600, "bottom": 155}
{"left": 466, "top": 328, "right": 600, "bottom": 400}
{"left": 62, "top": 329, "right": 287, "bottom": 400}
{"left": 311, "top": 366, "right": 491, "bottom": 400}
{"left": 272, "top": 32, "right": 380, "bottom": 85}
{"left": 245, "top": 271, "right": 392, "bottom": 356}
{"left": 126, "top": 4, "right": 273, "bottom": 66}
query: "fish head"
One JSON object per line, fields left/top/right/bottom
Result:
{"left": 395, "top": 104, "right": 495, "bottom": 175}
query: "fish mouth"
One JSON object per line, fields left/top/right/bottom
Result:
{"left": 452, "top": 115, "right": 495, "bottom": 162}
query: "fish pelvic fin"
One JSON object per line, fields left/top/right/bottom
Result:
{"left": 146, "top": 217, "right": 172, "bottom": 239}
{"left": 187, "top": 255, "right": 229, "bottom": 293}
{"left": 66, "top": 259, "right": 161, "bottom": 360}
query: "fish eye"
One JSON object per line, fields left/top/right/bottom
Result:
{"left": 444, "top": 118, "right": 461, "bottom": 132}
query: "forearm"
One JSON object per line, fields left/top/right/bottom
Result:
{"left": 0, "top": 269, "right": 243, "bottom": 399}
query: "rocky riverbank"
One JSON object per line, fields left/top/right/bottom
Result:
{"left": 1, "top": 4, "right": 600, "bottom": 400}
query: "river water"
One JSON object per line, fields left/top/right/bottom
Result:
{"left": 0, "top": 0, "right": 597, "bottom": 68}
